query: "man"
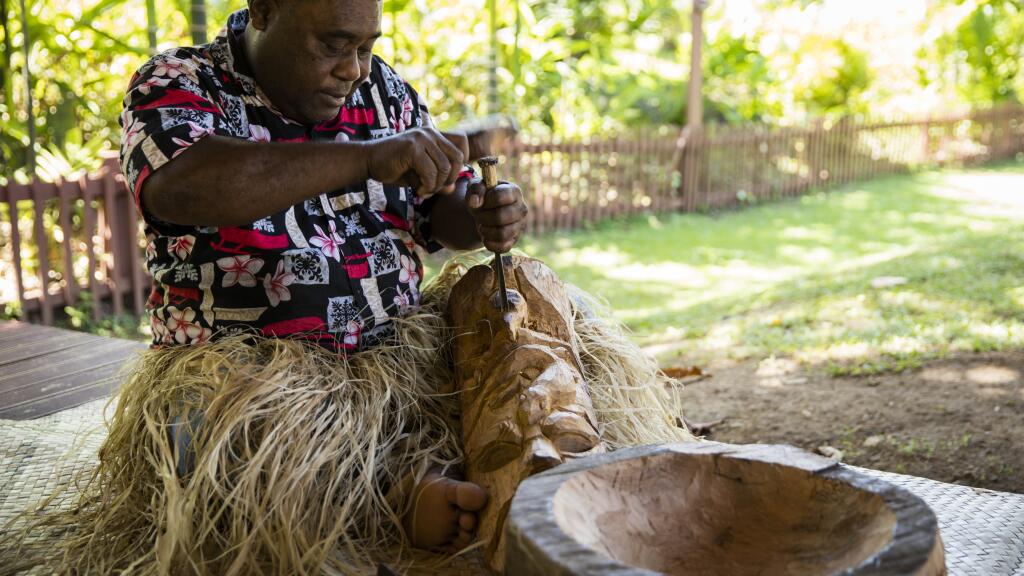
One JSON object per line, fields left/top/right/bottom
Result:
{"left": 119, "top": 0, "right": 526, "bottom": 563}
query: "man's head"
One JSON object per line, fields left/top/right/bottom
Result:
{"left": 245, "top": 0, "right": 382, "bottom": 124}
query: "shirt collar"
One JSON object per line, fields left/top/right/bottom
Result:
{"left": 213, "top": 8, "right": 346, "bottom": 129}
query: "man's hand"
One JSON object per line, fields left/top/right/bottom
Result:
{"left": 364, "top": 127, "right": 469, "bottom": 197}
{"left": 466, "top": 180, "right": 529, "bottom": 253}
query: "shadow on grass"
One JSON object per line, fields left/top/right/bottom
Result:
{"left": 520, "top": 164, "right": 1024, "bottom": 374}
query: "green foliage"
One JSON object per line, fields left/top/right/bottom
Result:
{"left": 0, "top": 0, "right": 1020, "bottom": 174}
{"left": 0, "top": 0, "right": 198, "bottom": 181}
{"left": 926, "top": 0, "right": 1024, "bottom": 106}
{"left": 704, "top": 32, "right": 778, "bottom": 123}
{"left": 62, "top": 292, "right": 148, "bottom": 340}
{"left": 803, "top": 39, "right": 872, "bottom": 116}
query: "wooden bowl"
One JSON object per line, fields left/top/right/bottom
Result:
{"left": 505, "top": 443, "right": 945, "bottom": 576}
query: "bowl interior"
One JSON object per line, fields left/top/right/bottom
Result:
{"left": 552, "top": 451, "right": 896, "bottom": 576}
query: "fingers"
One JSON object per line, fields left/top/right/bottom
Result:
{"left": 434, "top": 132, "right": 466, "bottom": 192}
{"left": 441, "top": 131, "right": 472, "bottom": 165}
{"left": 478, "top": 223, "right": 525, "bottom": 253}
{"left": 401, "top": 128, "right": 467, "bottom": 197}
{"left": 419, "top": 137, "right": 452, "bottom": 195}
{"left": 408, "top": 145, "right": 440, "bottom": 197}
{"left": 474, "top": 181, "right": 521, "bottom": 210}
{"left": 466, "top": 179, "right": 486, "bottom": 209}
{"left": 468, "top": 181, "right": 529, "bottom": 253}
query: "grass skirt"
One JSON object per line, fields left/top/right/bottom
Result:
{"left": 4, "top": 256, "right": 692, "bottom": 575}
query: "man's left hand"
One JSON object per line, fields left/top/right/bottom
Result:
{"left": 466, "top": 180, "right": 529, "bottom": 253}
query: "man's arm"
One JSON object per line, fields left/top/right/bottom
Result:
{"left": 142, "top": 128, "right": 466, "bottom": 227}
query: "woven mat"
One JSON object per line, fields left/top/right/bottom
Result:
{"left": 849, "top": 465, "right": 1024, "bottom": 576}
{"left": 2, "top": 402, "right": 1022, "bottom": 575}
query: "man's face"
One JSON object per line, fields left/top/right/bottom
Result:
{"left": 449, "top": 258, "right": 605, "bottom": 571}
{"left": 466, "top": 343, "right": 602, "bottom": 479}
{"left": 249, "top": 0, "right": 381, "bottom": 124}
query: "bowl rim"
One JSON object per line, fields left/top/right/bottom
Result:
{"left": 505, "top": 441, "right": 943, "bottom": 576}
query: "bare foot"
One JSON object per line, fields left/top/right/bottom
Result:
{"left": 403, "top": 468, "right": 488, "bottom": 552}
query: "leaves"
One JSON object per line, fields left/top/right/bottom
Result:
{"left": 0, "top": 0, "right": 1020, "bottom": 178}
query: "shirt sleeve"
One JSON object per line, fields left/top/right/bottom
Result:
{"left": 118, "top": 51, "right": 230, "bottom": 235}
{"left": 402, "top": 78, "right": 444, "bottom": 252}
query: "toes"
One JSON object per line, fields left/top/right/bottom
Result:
{"left": 459, "top": 512, "right": 477, "bottom": 532}
{"left": 453, "top": 481, "right": 488, "bottom": 511}
{"left": 451, "top": 529, "right": 474, "bottom": 550}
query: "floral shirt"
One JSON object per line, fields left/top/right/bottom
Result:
{"left": 120, "top": 9, "right": 450, "bottom": 352}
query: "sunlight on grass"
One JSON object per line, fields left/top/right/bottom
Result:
{"left": 520, "top": 163, "right": 1024, "bottom": 374}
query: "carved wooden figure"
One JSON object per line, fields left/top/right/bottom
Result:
{"left": 448, "top": 256, "right": 605, "bottom": 573}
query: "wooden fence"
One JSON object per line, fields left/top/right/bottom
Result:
{"left": 0, "top": 157, "right": 147, "bottom": 325}
{"left": 506, "top": 104, "right": 1024, "bottom": 232}
{"left": 2, "top": 105, "right": 1024, "bottom": 324}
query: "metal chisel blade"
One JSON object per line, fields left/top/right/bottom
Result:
{"left": 494, "top": 253, "right": 509, "bottom": 311}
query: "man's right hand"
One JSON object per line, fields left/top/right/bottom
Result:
{"left": 363, "top": 128, "right": 470, "bottom": 197}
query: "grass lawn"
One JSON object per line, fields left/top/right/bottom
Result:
{"left": 516, "top": 163, "right": 1024, "bottom": 375}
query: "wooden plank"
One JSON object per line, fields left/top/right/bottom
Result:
{"left": 0, "top": 319, "right": 71, "bottom": 336}
{"left": 0, "top": 373, "right": 120, "bottom": 420}
{"left": 5, "top": 182, "right": 31, "bottom": 202}
{"left": 102, "top": 169, "right": 124, "bottom": 316}
{"left": 30, "top": 182, "right": 54, "bottom": 325}
{"left": 0, "top": 321, "right": 144, "bottom": 419}
{"left": 0, "top": 330, "right": 97, "bottom": 366}
{"left": 0, "top": 338, "right": 140, "bottom": 388}
{"left": 0, "top": 321, "right": 28, "bottom": 334}
{"left": 660, "top": 134, "right": 674, "bottom": 211}
{"left": 58, "top": 180, "right": 78, "bottom": 308}
{"left": 83, "top": 176, "right": 102, "bottom": 323}
{"left": 540, "top": 136, "right": 554, "bottom": 232}
{"left": 526, "top": 139, "right": 540, "bottom": 234}
{"left": 6, "top": 187, "right": 29, "bottom": 319}
{"left": 0, "top": 322, "right": 61, "bottom": 344}
{"left": 124, "top": 177, "right": 145, "bottom": 317}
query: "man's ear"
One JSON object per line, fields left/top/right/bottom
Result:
{"left": 248, "top": 0, "right": 274, "bottom": 30}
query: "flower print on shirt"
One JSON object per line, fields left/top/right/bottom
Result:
{"left": 217, "top": 255, "right": 264, "bottom": 288}
{"left": 263, "top": 260, "right": 296, "bottom": 307}
{"left": 310, "top": 221, "right": 345, "bottom": 262}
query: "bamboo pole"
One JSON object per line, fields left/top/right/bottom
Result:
{"left": 146, "top": 0, "right": 158, "bottom": 54}
{"left": 17, "top": 0, "right": 34, "bottom": 175}
{"left": 190, "top": 0, "right": 207, "bottom": 45}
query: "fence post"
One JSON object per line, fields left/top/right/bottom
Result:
{"left": 3, "top": 184, "right": 29, "bottom": 318}
{"left": 57, "top": 180, "right": 76, "bottom": 310}
{"left": 920, "top": 116, "right": 931, "bottom": 167}
{"left": 29, "top": 182, "right": 53, "bottom": 325}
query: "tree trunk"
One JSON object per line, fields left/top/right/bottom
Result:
{"left": 17, "top": 0, "right": 33, "bottom": 175}
{"left": 146, "top": 0, "right": 158, "bottom": 54}
{"left": 190, "top": 0, "right": 206, "bottom": 45}
{"left": 487, "top": 0, "right": 498, "bottom": 115}
{"left": 1, "top": 0, "right": 13, "bottom": 110}
{"left": 686, "top": 0, "right": 705, "bottom": 131}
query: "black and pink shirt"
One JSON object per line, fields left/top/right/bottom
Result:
{"left": 120, "top": 9, "right": 457, "bottom": 352}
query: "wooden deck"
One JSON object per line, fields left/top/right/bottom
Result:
{"left": 0, "top": 320, "right": 147, "bottom": 420}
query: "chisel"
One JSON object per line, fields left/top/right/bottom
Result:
{"left": 476, "top": 156, "right": 510, "bottom": 312}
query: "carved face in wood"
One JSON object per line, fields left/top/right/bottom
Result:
{"left": 448, "top": 256, "right": 605, "bottom": 572}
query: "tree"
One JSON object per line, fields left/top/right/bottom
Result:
{"left": 190, "top": 0, "right": 207, "bottom": 44}
{"left": 925, "top": 0, "right": 1023, "bottom": 106}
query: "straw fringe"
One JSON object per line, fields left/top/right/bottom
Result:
{"left": 3, "top": 252, "right": 691, "bottom": 575}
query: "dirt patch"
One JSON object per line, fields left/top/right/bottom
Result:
{"left": 674, "top": 351, "right": 1024, "bottom": 494}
